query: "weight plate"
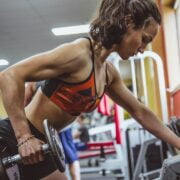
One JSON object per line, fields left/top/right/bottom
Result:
{"left": 43, "top": 119, "right": 66, "bottom": 172}
{"left": 0, "top": 158, "right": 8, "bottom": 180}
{"left": 0, "top": 140, "right": 21, "bottom": 180}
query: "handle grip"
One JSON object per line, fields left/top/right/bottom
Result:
{"left": 2, "top": 144, "right": 49, "bottom": 166}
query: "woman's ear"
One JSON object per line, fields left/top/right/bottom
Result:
{"left": 124, "top": 15, "right": 134, "bottom": 28}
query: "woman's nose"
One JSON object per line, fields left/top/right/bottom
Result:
{"left": 138, "top": 42, "right": 147, "bottom": 54}
{"left": 138, "top": 48, "right": 145, "bottom": 54}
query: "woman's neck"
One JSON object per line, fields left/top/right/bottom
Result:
{"left": 93, "top": 41, "right": 112, "bottom": 63}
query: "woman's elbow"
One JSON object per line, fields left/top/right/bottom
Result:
{"left": 0, "top": 69, "right": 22, "bottom": 88}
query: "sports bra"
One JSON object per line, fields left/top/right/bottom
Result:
{"left": 41, "top": 37, "right": 108, "bottom": 116}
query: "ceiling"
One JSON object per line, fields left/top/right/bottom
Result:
{"left": 0, "top": 0, "right": 99, "bottom": 70}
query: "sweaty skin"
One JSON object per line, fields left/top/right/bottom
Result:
{"left": 24, "top": 37, "right": 109, "bottom": 133}
{"left": 25, "top": 89, "right": 76, "bottom": 133}
{"left": 0, "top": 19, "right": 180, "bottom": 166}
{"left": 25, "top": 19, "right": 159, "bottom": 133}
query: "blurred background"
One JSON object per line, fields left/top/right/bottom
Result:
{"left": 0, "top": 0, "right": 179, "bottom": 179}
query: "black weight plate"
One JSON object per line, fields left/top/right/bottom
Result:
{"left": 0, "top": 158, "right": 8, "bottom": 180}
{"left": 167, "top": 120, "right": 179, "bottom": 155}
{"left": 0, "top": 141, "right": 22, "bottom": 180}
{"left": 43, "top": 119, "right": 66, "bottom": 172}
{"left": 51, "top": 127, "right": 66, "bottom": 172}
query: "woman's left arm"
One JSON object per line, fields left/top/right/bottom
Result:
{"left": 106, "top": 62, "right": 180, "bottom": 149}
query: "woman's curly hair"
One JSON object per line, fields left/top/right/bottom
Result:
{"left": 89, "top": 0, "right": 161, "bottom": 49}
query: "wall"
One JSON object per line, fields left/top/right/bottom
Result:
{"left": 173, "top": 91, "right": 180, "bottom": 117}
{"left": 163, "top": 6, "right": 180, "bottom": 90}
{"left": 153, "top": 0, "right": 180, "bottom": 118}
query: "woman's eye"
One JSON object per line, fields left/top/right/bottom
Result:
{"left": 142, "top": 36, "right": 148, "bottom": 43}
{"left": 142, "top": 36, "right": 152, "bottom": 44}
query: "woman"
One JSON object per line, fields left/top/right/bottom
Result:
{"left": 24, "top": 81, "right": 81, "bottom": 180}
{"left": 0, "top": 0, "right": 178, "bottom": 179}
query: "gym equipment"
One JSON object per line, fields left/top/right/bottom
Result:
{"left": 0, "top": 119, "right": 65, "bottom": 179}
{"left": 0, "top": 137, "right": 11, "bottom": 180}
{"left": 167, "top": 117, "right": 180, "bottom": 137}
{"left": 159, "top": 155, "right": 180, "bottom": 180}
{"left": 43, "top": 119, "right": 65, "bottom": 172}
{"left": 124, "top": 121, "right": 165, "bottom": 180}
{"left": 155, "top": 118, "right": 180, "bottom": 180}
{"left": 79, "top": 51, "right": 168, "bottom": 180}
{"left": 131, "top": 118, "right": 180, "bottom": 180}
{"left": 166, "top": 117, "right": 180, "bottom": 155}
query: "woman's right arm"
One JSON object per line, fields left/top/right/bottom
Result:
{"left": 0, "top": 40, "right": 85, "bottom": 164}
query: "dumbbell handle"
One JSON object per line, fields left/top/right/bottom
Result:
{"left": 2, "top": 144, "right": 49, "bottom": 167}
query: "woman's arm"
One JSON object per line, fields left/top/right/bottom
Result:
{"left": 0, "top": 41, "right": 86, "bottom": 164}
{"left": 0, "top": 41, "right": 83, "bottom": 139}
{"left": 24, "top": 81, "right": 44, "bottom": 106}
{"left": 106, "top": 62, "right": 180, "bottom": 149}
{"left": 24, "top": 82, "right": 37, "bottom": 106}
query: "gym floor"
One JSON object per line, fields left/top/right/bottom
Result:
{"left": 81, "top": 174, "right": 116, "bottom": 180}
{"left": 79, "top": 157, "right": 119, "bottom": 180}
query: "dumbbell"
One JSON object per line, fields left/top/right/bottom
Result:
{"left": 0, "top": 119, "right": 66, "bottom": 179}
{"left": 167, "top": 118, "right": 180, "bottom": 155}
{"left": 168, "top": 118, "right": 180, "bottom": 136}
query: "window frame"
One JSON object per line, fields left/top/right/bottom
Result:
{"left": 174, "top": 0, "right": 180, "bottom": 57}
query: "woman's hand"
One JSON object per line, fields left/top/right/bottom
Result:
{"left": 17, "top": 135, "right": 45, "bottom": 164}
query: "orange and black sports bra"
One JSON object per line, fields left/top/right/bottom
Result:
{"left": 41, "top": 37, "right": 108, "bottom": 116}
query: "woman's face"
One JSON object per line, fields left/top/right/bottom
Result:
{"left": 115, "top": 19, "right": 159, "bottom": 60}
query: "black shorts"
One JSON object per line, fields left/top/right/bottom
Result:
{"left": 0, "top": 118, "right": 57, "bottom": 180}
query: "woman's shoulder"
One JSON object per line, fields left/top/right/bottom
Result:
{"left": 72, "top": 37, "right": 92, "bottom": 55}
{"left": 62, "top": 37, "right": 92, "bottom": 60}
{"left": 50, "top": 38, "right": 92, "bottom": 71}
{"left": 67, "top": 37, "right": 91, "bottom": 50}
{"left": 69, "top": 37, "right": 94, "bottom": 64}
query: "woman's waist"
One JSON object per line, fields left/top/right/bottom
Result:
{"left": 25, "top": 89, "right": 76, "bottom": 131}
{"left": 0, "top": 118, "right": 46, "bottom": 142}
{"left": 25, "top": 104, "right": 75, "bottom": 133}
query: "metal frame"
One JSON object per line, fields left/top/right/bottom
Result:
{"left": 129, "top": 51, "right": 168, "bottom": 123}
{"left": 132, "top": 138, "right": 162, "bottom": 180}
{"left": 79, "top": 51, "right": 168, "bottom": 180}
{"left": 159, "top": 155, "right": 180, "bottom": 180}
{"left": 118, "top": 51, "right": 168, "bottom": 179}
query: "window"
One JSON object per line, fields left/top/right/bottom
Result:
{"left": 174, "top": 0, "right": 180, "bottom": 56}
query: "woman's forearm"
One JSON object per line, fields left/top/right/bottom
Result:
{"left": 134, "top": 106, "right": 180, "bottom": 149}
{"left": 0, "top": 71, "right": 32, "bottom": 139}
